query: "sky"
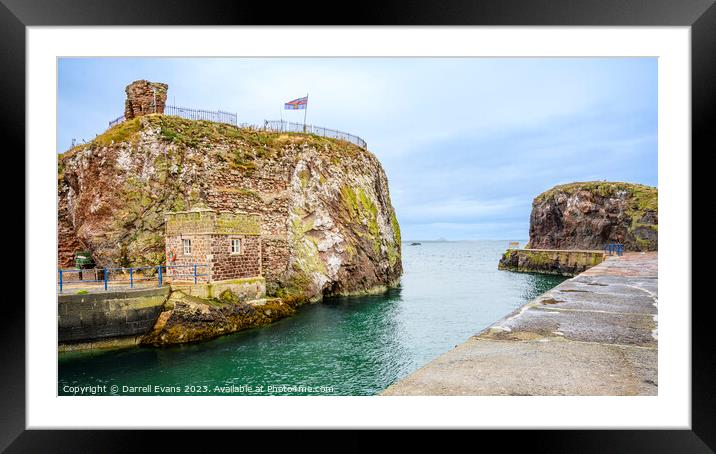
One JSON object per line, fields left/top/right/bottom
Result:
{"left": 58, "top": 57, "right": 657, "bottom": 241}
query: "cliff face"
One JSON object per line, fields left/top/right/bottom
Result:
{"left": 57, "top": 115, "right": 402, "bottom": 300}
{"left": 527, "top": 182, "right": 657, "bottom": 251}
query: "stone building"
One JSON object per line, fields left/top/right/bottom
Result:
{"left": 164, "top": 209, "right": 262, "bottom": 283}
{"left": 124, "top": 80, "right": 168, "bottom": 119}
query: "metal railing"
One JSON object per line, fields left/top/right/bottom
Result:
{"left": 108, "top": 105, "right": 238, "bottom": 128}
{"left": 263, "top": 120, "right": 367, "bottom": 149}
{"left": 109, "top": 115, "right": 124, "bottom": 127}
{"left": 165, "top": 105, "right": 238, "bottom": 125}
{"left": 604, "top": 243, "right": 624, "bottom": 256}
{"left": 58, "top": 264, "right": 210, "bottom": 293}
{"left": 107, "top": 111, "right": 367, "bottom": 150}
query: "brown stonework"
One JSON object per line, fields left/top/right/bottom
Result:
{"left": 209, "top": 235, "right": 262, "bottom": 281}
{"left": 124, "top": 80, "right": 168, "bottom": 119}
{"left": 203, "top": 167, "right": 291, "bottom": 283}
{"left": 164, "top": 209, "right": 262, "bottom": 283}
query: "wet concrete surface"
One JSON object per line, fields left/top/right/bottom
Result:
{"left": 382, "top": 252, "right": 658, "bottom": 396}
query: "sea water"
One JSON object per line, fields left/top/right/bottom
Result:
{"left": 58, "top": 241, "right": 566, "bottom": 396}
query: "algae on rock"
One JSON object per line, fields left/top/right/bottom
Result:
{"left": 58, "top": 115, "right": 403, "bottom": 302}
{"left": 528, "top": 181, "right": 657, "bottom": 251}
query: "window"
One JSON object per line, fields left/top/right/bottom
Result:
{"left": 231, "top": 238, "right": 241, "bottom": 254}
{"left": 182, "top": 239, "right": 192, "bottom": 255}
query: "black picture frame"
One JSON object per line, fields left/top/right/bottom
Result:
{"left": 4, "top": 0, "right": 710, "bottom": 450}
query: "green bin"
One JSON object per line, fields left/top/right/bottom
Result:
{"left": 75, "top": 251, "right": 95, "bottom": 269}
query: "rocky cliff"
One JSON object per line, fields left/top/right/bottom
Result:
{"left": 527, "top": 182, "right": 657, "bottom": 251}
{"left": 57, "top": 115, "right": 402, "bottom": 301}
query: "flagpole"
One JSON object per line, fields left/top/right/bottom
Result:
{"left": 303, "top": 93, "right": 308, "bottom": 133}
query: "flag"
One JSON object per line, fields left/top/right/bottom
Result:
{"left": 284, "top": 96, "right": 308, "bottom": 110}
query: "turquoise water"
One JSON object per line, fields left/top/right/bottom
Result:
{"left": 58, "top": 241, "right": 566, "bottom": 396}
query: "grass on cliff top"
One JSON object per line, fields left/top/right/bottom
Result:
{"left": 534, "top": 181, "right": 657, "bottom": 211}
{"left": 58, "top": 118, "right": 144, "bottom": 162}
{"left": 62, "top": 115, "right": 369, "bottom": 173}
{"left": 96, "top": 118, "right": 144, "bottom": 147}
{"left": 147, "top": 115, "right": 366, "bottom": 156}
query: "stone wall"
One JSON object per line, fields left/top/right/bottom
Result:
{"left": 165, "top": 209, "right": 262, "bottom": 282}
{"left": 165, "top": 209, "right": 261, "bottom": 236}
{"left": 124, "top": 80, "right": 168, "bottom": 119}
{"left": 165, "top": 234, "right": 212, "bottom": 283}
{"left": 210, "top": 235, "right": 261, "bottom": 281}
{"left": 498, "top": 248, "right": 605, "bottom": 276}
{"left": 58, "top": 287, "right": 169, "bottom": 345}
{"left": 170, "top": 276, "right": 266, "bottom": 301}
{"left": 261, "top": 236, "right": 290, "bottom": 286}
{"left": 204, "top": 166, "right": 291, "bottom": 283}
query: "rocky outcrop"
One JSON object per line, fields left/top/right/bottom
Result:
{"left": 141, "top": 291, "right": 296, "bottom": 346}
{"left": 527, "top": 182, "right": 657, "bottom": 251}
{"left": 57, "top": 115, "right": 402, "bottom": 301}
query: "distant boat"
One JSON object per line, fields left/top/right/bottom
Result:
{"left": 410, "top": 242, "right": 422, "bottom": 246}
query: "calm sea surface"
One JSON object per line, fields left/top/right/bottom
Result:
{"left": 58, "top": 241, "right": 566, "bottom": 396}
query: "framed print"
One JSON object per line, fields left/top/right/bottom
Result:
{"left": 4, "top": 0, "right": 713, "bottom": 450}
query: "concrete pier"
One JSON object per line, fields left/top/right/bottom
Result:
{"left": 382, "top": 252, "right": 657, "bottom": 396}
{"left": 498, "top": 248, "right": 606, "bottom": 276}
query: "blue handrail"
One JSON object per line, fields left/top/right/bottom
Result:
{"left": 58, "top": 264, "right": 210, "bottom": 293}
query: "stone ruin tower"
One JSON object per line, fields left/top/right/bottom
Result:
{"left": 124, "top": 80, "right": 168, "bottom": 119}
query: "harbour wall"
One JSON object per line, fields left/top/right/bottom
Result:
{"left": 498, "top": 248, "right": 605, "bottom": 276}
{"left": 58, "top": 277, "right": 268, "bottom": 351}
{"left": 382, "top": 253, "right": 658, "bottom": 396}
{"left": 58, "top": 287, "right": 170, "bottom": 351}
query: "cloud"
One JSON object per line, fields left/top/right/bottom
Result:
{"left": 58, "top": 57, "right": 657, "bottom": 240}
{"left": 397, "top": 197, "right": 525, "bottom": 224}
